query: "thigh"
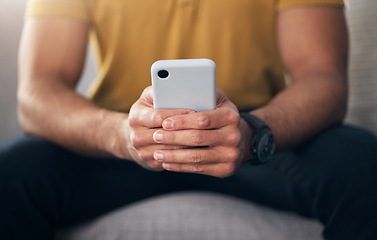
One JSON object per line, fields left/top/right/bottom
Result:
{"left": 196, "top": 124, "right": 377, "bottom": 218}
{"left": 0, "top": 135, "right": 184, "bottom": 228}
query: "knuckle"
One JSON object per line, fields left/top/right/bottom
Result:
{"left": 196, "top": 114, "right": 211, "bottom": 129}
{"left": 138, "top": 150, "right": 150, "bottom": 160}
{"left": 192, "top": 152, "right": 203, "bottom": 163}
{"left": 220, "top": 164, "right": 236, "bottom": 178}
{"left": 227, "top": 132, "right": 241, "bottom": 146}
{"left": 192, "top": 132, "right": 206, "bottom": 146}
{"left": 192, "top": 165, "right": 203, "bottom": 173}
{"left": 128, "top": 114, "right": 139, "bottom": 127}
{"left": 227, "top": 111, "right": 240, "bottom": 125}
{"left": 147, "top": 160, "right": 161, "bottom": 169}
{"left": 226, "top": 149, "right": 240, "bottom": 162}
{"left": 130, "top": 133, "right": 143, "bottom": 148}
{"left": 150, "top": 111, "right": 164, "bottom": 126}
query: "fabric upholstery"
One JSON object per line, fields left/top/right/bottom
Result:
{"left": 57, "top": 192, "right": 323, "bottom": 240}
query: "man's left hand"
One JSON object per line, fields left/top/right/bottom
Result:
{"left": 152, "top": 89, "right": 253, "bottom": 178}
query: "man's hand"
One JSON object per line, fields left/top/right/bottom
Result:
{"left": 151, "top": 89, "right": 253, "bottom": 178}
{"left": 114, "top": 86, "right": 194, "bottom": 171}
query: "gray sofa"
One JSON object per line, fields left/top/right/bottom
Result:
{"left": 1, "top": 0, "right": 376, "bottom": 239}
{"left": 57, "top": 192, "right": 323, "bottom": 240}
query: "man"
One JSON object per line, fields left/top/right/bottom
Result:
{"left": 1, "top": 0, "right": 377, "bottom": 239}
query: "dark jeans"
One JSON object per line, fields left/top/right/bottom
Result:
{"left": 1, "top": 124, "right": 377, "bottom": 240}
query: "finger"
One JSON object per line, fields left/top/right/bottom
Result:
{"left": 215, "top": 88, "right": 228, "bottom": 107}
{"left": 153, "top": 127, "right": 240, "bottom": 147}
{"left": 153, "top": 147, "right": 222, "bottom": 164}
{"left": 137, "top": 144, "right": 191, "bottom": 161}
{"left": 135, "top": 158, "right": 164, "bottom": 172}
{"left": 131, "top": 127, "right": 194, "bottom": 148}
{"left": 162, "top": 108, "right": 239, "bottom": 130}
{"left": 161, "top": 162, "right": 236, "bottom": 178}
{"left": 129, "top": 128, "right": 159, "bottom": 148}
{"left": 129, "top": 107, "right": 194, "bottom": 128}
{"left": 140, "top": 86, "right": 154, "bottom": 107}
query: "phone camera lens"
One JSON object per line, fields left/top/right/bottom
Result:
{"left": 158, "top": 70, "right": 169, "bottom": 79}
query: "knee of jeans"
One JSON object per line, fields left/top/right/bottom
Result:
{"left": 310, "top": 125, "right": 377, "bottom": 176}
{"left": 0, "top": 135, "right": 69, "bottom": 193}
{"left": 320, "top": 126, "right": 376, "bottom": 178}
{"left": 0, "top": 136, "right": 75, "bottom": 224}
{"left": 311, "top": 126, "right": 377, "bottom": 215}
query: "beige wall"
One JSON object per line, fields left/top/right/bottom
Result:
{"left": 0, "top": 1, "right": 26, "bottom": 141}
{"left": 0, "top": 0, "right": 376, "bottom": 142}
{"left": 346, "top": 0, "right": 377, "bottom": 132}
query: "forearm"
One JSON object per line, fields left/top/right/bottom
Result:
{"left": 251, "top": 71, "right": 347, "bottom": 151}
{"left": 262, "top": 6, "right": 349, "bottom": 151}
{"left": 18, "top": 77, "right": 129, "bottom": 158}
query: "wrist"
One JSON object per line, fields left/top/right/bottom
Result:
{"left": 239, "top": 117, "right": 254, "bottom": 163}
{"left": 96, "top": 109, "right": 129, "bottom": 158}
{"left": 239, "top": 113, "right": 275, "bottom": 165}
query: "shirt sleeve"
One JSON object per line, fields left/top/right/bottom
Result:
{"left": 25, "top": 0, "right": 90, "bottom": 21}
{"left": 277, "top": 0, "right": 344, "bottom": 10}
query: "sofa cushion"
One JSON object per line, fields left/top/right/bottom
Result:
{"left": 56, "top": 192, "right": 323, "bottom": 240}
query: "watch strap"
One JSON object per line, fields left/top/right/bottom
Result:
{"left": 239, "top": 113, "right": 274, "bottom": 165}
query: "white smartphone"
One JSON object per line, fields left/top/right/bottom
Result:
{"left": 151, "top": 59, "right": 216, "bottom": 112}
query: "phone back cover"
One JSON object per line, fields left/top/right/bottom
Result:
{"left": 151, "top": 59, "right": 216, "bottom": 112}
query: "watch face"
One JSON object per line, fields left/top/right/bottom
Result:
{"left": 257, "top": 130, "right": 275, "bottom": 163}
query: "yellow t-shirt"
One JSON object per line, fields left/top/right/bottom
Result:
{"left": 26, "top": 0, "right": 344, "bottom": 112}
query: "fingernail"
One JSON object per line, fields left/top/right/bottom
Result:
{"left": 162, "top": 163, "right": 171, "bottom": 170}
{"left": 154, "top": 152, "right": 164, "bottom": 162}
{"left": 163, "top": 119, "right": 174, "bottom": 129}
{"left": 153, "top": 131, "right": 163, "bottom": 142}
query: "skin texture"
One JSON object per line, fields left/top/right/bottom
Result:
{"left": 18, "top": 6, "right": 348, "bottom": 178}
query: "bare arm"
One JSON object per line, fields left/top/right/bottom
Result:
{"left": 18, "top": 18, "right": 126, "bottom": 157}
{"left": 251, "top": 6, "right": 348, "bottom": 150}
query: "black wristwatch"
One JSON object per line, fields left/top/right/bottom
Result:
{"left": 240, "top": 113, "right": 275, "bottom": 165}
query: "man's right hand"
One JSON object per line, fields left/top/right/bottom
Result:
{"left": 112, "top": 86, "right": 194, "bottom": 171}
